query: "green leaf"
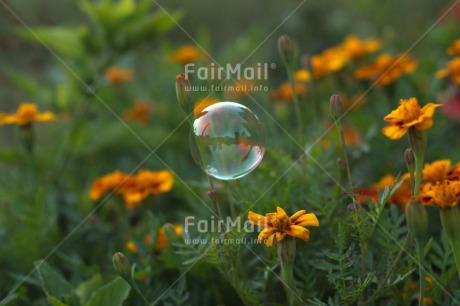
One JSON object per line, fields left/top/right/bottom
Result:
{"left": 4, "top": 69, "right": 40, "bottom": 96}
{"left": 86, "top": 277, "right": 130, "bottom": 306}
{"left": 17, "top": 26, "right": 88, "bottom": 57}
{"left": 34, "top": 260, "right": 73, "bottom": 300}
{"left": 75, "top": 274, "right": 104, "bottom": 305}
{"left": 47, "top": 294, "right": 69, "bottom": 306}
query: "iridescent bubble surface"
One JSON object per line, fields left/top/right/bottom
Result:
{"left": 190, "top": 102, "right": 265, "bottom": 180}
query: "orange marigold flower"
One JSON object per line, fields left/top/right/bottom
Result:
{"left": 170, "top": 45, "right": 207, "bottom": 64}
{"left": 248, "top": 206, "right": 319, "bottom": 247}
{"left": 122, "top": 170, "right": 174, "bottom": 209}
{"left": 89, "top": 169, "right": 174, "bottom": 208}
{"left": 293, "top": 69, "right": 311, "bottom": 82}
{"left": 382, "top": 97, "right": 442, "bottom": 140}
{"left": 421, "top": 180, "right": 460, "bottom": 208}
{"left": 194, "top": 98, "right": 219, "bottom": 118}
{"left": 105, "top": 67, "right": 134, "bottom": 84}
{"left": 355, "top": 53, "right": 417, "bottom": 86}
{"left": 270, "top": 82, "right": 308, "bottom": 102}
{"left": 89, "top": 170, "right": 129, "bottom": 201}
{"left": 422, "top": 159, "right": 460, "bottom": 183}
{"left": 0, "top": 103, "right": 56, "bottom": 126}
{"left": 154, "top": 224, "right": 183, "bottom": 252}
{"left": 447, "top": 38, "right": 460, "bottom": 55}
{"left": 356, "top": 173, "right": 412, "bottom": 208}
{"left": 311, "top": 47, "right": 349, "bottom": 79}
{"left": 436, "top": 57, "right": 460, "bottom": 84}
{"left": 340, "top": 35, "right": 381, "bottom": 60}
{"left": 123, "top": 101, "right": 152, "bottom": 125}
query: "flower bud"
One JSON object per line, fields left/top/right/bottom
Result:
{"left": 330, "top": 94, "right": 343, "bottom": 122}
{"left": 207, "top": 189, "right": 218, "bottom": 201}
{"left": 175, "top": 73, "right": 193, "bottom": 115}
{"left": 440, "top": 206, "right": 460, "bottom": 241}
{"left": 405, "top": 198, "right": 428, "bottom": 242}
{"left": 404, "top": 148, "right": 415, "bottom": 167}
{"left": 112, "top": 252, "right": 132, "bottom": 282}
{"left": 278, "top": 35, "right": 297, "bottom": 68}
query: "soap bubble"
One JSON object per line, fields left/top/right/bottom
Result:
{"left": 190, "top": 102, "right": 265, "bottom": 180}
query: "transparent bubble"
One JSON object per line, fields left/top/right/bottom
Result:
{"left": 190, "top": 102, "right": 265, "bottom": 180}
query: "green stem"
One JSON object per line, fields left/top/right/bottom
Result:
{"left": 413, "top": 153, "right": 424, "bottom": 197}
{"left": 415, "top": 240, "right": 425, "bottom": 306}
{"left": 440, "top": 207, "right": 460, "bottom": 279}
{"left": 286, "top": 69, "right": 304, "bottom": 145}
{"left": 278, "top": 237, "right": 300, "bottom": 306}
{"left": 130, "top": 280, "right": 151, "bottom": 306}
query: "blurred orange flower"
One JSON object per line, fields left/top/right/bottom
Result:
{"left": 340, "top": 91, "right": 368, "bottom": 111}
{"left": 248, "top": 207, "right": 319, "bottom": 247}
{"left": 270, "top": 82, "right": 307, "bottom": 102}
{"left": 105, "top": 67, "right": 134, "bottom": 84}
{"left": 322, "top": 123, "right": 362, "bottom": 149}
{"left": 126, "top": 224, "right": 182, "bottom": 253}
{"left": 436, "top": 57, "right": 460, "bottom": 83}
{"left": 194, "top": 98, "right": 219, "bottom": 117}
{"left": 382, "top": 98, "right": 442, "bottom": 140}
{"left": 311, "top": 48, "right": 348, "bottom": 79}
{"left": 340, "top": 35, "right": 381, "bottom": 60}
{"left": 310, "top": 35, "right": 380, "bottom": 79}
{"left": 170, "top": 45, "right": 207, "bottom": 64}
{"left": 447, "top": 38, "right": 460, "bottom": 55}
{"left": 356, "top": 173, "right": 412, "bottom": 208}
{"left": 89, "top": 169, "right": 174, "bottom": 208}
{"left": 355, "top": 53, "right": 417, "bottom": 86}
{"left": 421, "top": 180, "right": 460, "bottom": 208}
{"left": 154, "top": 224, "right": 183, "bottom": 252}
{"left": 123, "top": 101, "right": 152, "bottom": 125}
{"left": 0, "top": 103, "right": 56, "bottom": 126}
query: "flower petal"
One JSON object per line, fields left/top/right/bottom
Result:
{"left": 420, "top": 103, "right": 443, "bottom": 118}
{"left": 276, "top": 231, "right": 286, "bottom": 242}
{"left": 382, "top": 123, "right": 408, "bottom": 140}
{"left": 35, "top": 112, "right": 56, "bottom": 122}
{"left": 248, "top": 211, "right": 269, "bottom": 227}
{"left": 285, "top": 225, "right": 310, "bottom": 241}
{"left": 257, "top": 227, "right": 276, "bottom": 242}
{"left": 289, "top": 210, "right": 306, "bottom": 223}
{"left": 266, "top": 234, "right": 275, "bottom": 247}
{"left": 276, "top": 206, "right": 288, "bottom": 219}
{"left": 295, "top": 213, "right": 319, "bottom": 227}
{"left": 415, "top": 118, "right": 433, "bottom": 131}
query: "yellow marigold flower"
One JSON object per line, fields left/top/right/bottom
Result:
{"left": 340, "top": 35, "right": 381, "bottom": 60}
{"left": 123, "top": 101, "right": 152, "bottom": 125}
{"left": 89, "top": 170, "right": 128, "bottom": 201}
{"left": 382, "top": 97, "right": 442, "bottom": 140}
{"left": 154, "top": 224, "right": 183, "bottom": 253}
{"left": 248, "top": 207, "right": 319, "bottom": 247}
{"left": 311, "top": 47, "right": 348, "bottom": 79}
{"left": 355, "top": 53, "right": 417, "bottom": 86}
{"left": 422, "top": 159, "right": 453, "bottom": 183}
{"left": 447, "top": 38, "right": 460, "bottom": 55}
{"left": 170, "top": 45, "right": 207, "bottom": 64}
{"left": 0, "top": 103, "right": 56, "bottom": 126}
{"left": 436, "top": 57, "right": 460, "bottom": 83}
{"left": 105, "top": 67, "right": 134, "bottom": 84}
{"left": 194, "top": 98, "right": 219, "bottom": 118}
{"left": 126, "top": 241, "right": 138, "bottom": 253}
{"left": 421, "top": 180, "right": 460, "bottom": 208}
